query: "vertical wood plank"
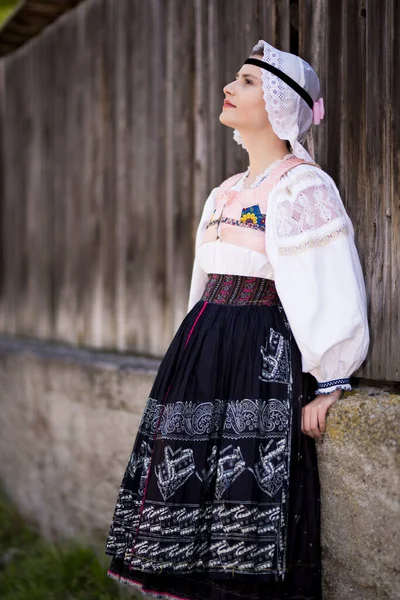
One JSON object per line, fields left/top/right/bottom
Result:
{"left": 113, "top": 0, "right": 128, "bottom": 352}
{"left": 391, "top": 0, "right": 400, "bottom": 381}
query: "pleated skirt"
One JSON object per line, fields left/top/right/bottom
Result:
{"left": 105, "top": 274, "right": 322, "bottom": 600}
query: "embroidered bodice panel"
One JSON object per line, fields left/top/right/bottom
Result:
{"left": 202, "top": 156, "right": 315, "bottom": 256}
{"left": 202, "top": 181, "right": 268, "bottom": 254}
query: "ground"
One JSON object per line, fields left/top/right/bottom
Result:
{"left": 0, "top": 485, "right": 136, "bottom": 600}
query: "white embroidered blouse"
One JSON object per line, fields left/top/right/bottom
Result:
{"left": 187, "top": 157, "right": 370, "bottom": 396}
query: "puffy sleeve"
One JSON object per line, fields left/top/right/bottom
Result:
{"left": 187, "top": 187, "right": 217, "bottom": 312}
{"left": 265, "top": 165, "right": 370, "bottom": 395}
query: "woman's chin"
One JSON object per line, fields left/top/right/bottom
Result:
{"left": 219, "top": 112, "right": 236, "bottom": 127}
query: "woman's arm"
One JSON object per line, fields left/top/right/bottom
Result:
{"left": 187, "top": 188, "right": 218, "bottom": 312}
{"left": 265, "top": 165, "right": 370, "bottom": 411}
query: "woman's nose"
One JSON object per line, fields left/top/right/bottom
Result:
{"left": 223, "top": 81, "right": 235, "bottom": 96}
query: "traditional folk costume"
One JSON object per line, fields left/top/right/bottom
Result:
{"left": 105, "top": 40, "right": 369, "bottom": 600}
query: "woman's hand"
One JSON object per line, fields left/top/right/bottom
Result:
{"left": 301, "top": 388, "right": 343, "bottom": 439}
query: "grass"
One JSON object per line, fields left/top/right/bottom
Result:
{"left": 0, "top": 485, "right": 134, "bottom": 600}
{"left": 0, "top": 0, "right": 20, "bottom": 27}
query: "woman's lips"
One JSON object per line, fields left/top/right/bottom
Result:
{"left": 223, "top": 101, "right": 236, "bottom": 108}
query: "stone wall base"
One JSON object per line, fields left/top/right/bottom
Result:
{"left": 0, "top": 337, "right": 398, "bottom": 599}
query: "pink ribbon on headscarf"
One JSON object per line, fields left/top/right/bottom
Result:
{"left": 312, "top": 97, "right": 325, "bottom": 125}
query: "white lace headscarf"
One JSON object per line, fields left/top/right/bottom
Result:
{"left": 233, "top": 40, "right": 324, "bottom": 161}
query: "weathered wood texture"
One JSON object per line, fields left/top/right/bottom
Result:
{"left": 0, "top": 0, "right": 397, "bottom": 381}
{"left": 299, "top": 0, "right": 399, "bottom": 381}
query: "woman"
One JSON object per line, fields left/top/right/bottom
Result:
{"left": 105, "top": 39, "right": 369, "bottom": 600}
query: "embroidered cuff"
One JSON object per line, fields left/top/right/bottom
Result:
{"left": 315, "top": 378, "right": 352, "bottom": 396}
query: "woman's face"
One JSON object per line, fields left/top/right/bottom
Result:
{"left": 219, "top": 60, "right": 271, "bottom": 133}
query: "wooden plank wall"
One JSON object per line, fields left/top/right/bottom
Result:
{"left": 0, "top": 0, "right": 289, "bottom": 356}
{"left": 0, "top": 0, "right": 398, "bottom": 381}
{"left": 299, "top": 0, "right": 399, "bottom": 381}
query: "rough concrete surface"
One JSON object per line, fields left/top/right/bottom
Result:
{"left": 0, "top": 337, "right": 160, "bottom": 545}
{"left": 0, "top": 337, "right": 398, "bottom": 599}
{"left": 317, "top": 387, "right": 400, "bottom": 600}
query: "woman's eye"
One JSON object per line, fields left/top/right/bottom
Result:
{"left": 245, "top": 78, "right": 253, "bottom": 84}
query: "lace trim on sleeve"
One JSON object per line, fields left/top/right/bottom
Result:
{"left": 278, "top": 225, "right": 350, "bottom": 255}
{"left": 272, "top": 167, "right": 351, "bottom": 255}
{"left": 315, "top": 378, "right": 352, "bottom": 395}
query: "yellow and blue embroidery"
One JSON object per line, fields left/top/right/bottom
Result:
{"left": 207, "top": 205, "right": 266, "bottom": 232}
{"left": 240, "top": 205, "right": 266, "bottom": 229}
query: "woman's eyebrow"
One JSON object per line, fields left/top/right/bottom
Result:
{"left": 235, "top": 72, "right": 258, "bottom": 79}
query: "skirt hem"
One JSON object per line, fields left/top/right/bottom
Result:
{"left": 107, "top": 566, "right": 322, "bottom": 600}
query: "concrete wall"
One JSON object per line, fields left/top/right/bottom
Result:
{"left": 0, "top": 336, "right": 160, "bottom": 543}
{"left": 0, "top": 337, "right": 398, "bottom": 599}
{"left": 317, "top": 387, "right": 399, "bottom": 600}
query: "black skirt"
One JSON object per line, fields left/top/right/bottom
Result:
{"left": 105, "top": 274, "right": 322, "bottom": 600}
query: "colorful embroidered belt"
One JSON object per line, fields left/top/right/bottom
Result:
{"left": 200, "top": 274, "right": 282, "bottom": 306}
